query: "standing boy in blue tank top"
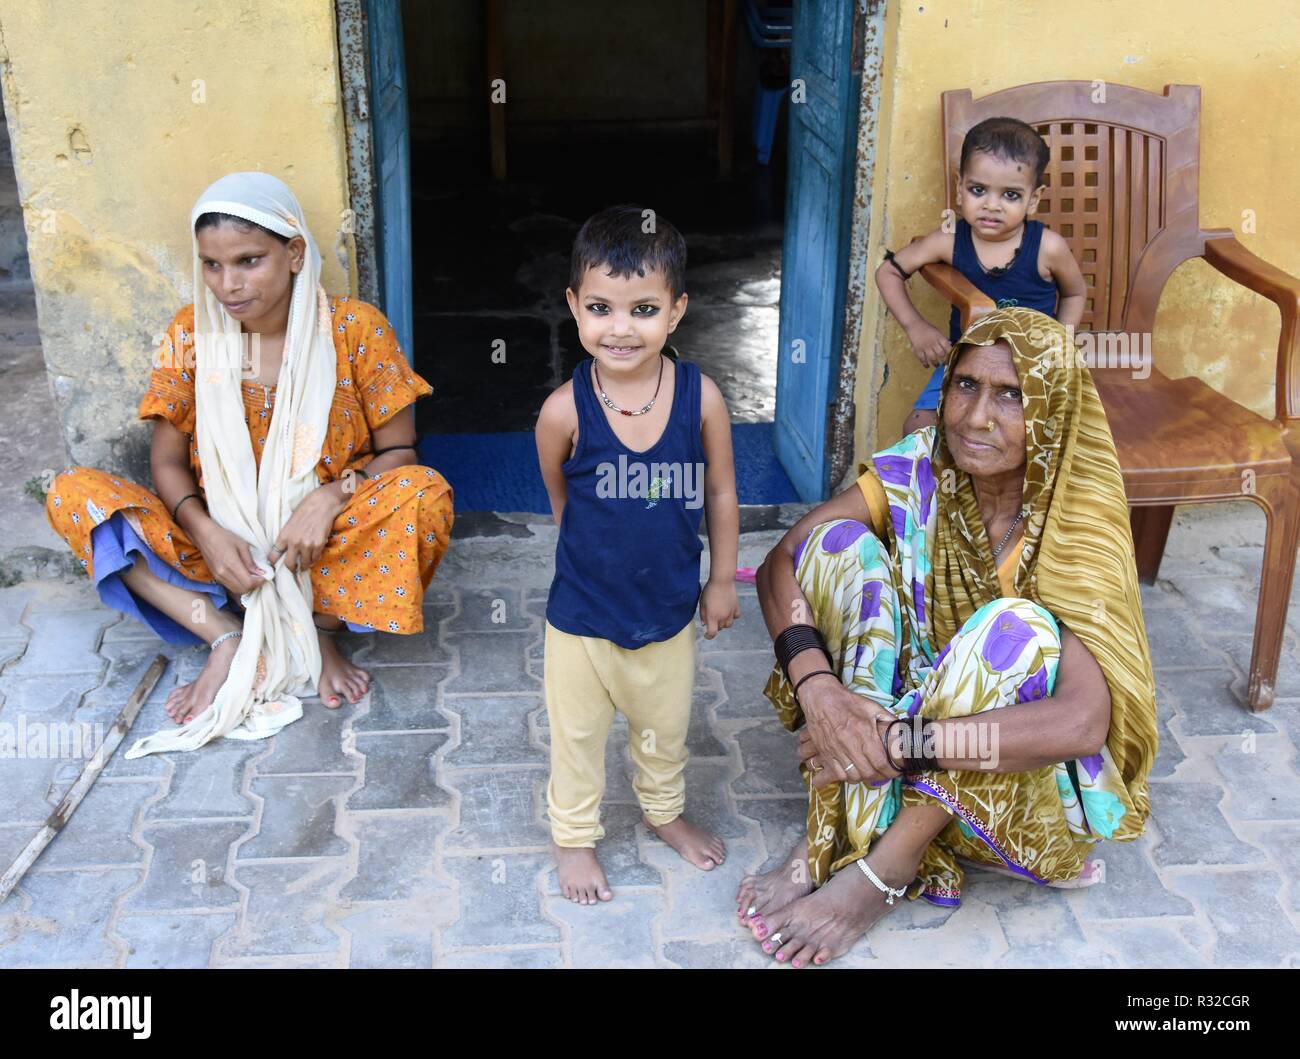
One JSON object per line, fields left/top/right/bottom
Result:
{"left": 876, "top": 116, "right": 1087, "bottom": 436}
{"left": 535, "top": 206, "right": 741, "bottom": 905}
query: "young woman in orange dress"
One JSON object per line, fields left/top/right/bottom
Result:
{"left": 45, "top": 172, "right": 454, "bottom": 756}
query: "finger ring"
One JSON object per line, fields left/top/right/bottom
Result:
{"left": 845, "top": 762, "right": 856, "bottom": 771}
{"left": 746, "top": 905, "right": 756, "bottom": 917}
{"left": 769, "top": 932, "right": 783, "bottom": 945}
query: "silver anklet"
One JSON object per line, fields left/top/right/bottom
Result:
{"left": 857, "top": 858, "right": 907, "bottom": 905}
{"left": 210, "top": 630, "right": 243, "bottom": 651}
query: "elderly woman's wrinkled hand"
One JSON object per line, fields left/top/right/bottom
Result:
{"left": 797, "top": 677, "right": 900, "bottom": 788}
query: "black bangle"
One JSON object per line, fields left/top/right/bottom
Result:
{"left": 369, "top": 444, "right": 417, "bottom": 458}
{"left": 792, "top": 669, "right": 837, "bottom": 703}
{"left": 346, "top": 466, "right": 370, "bottom": 480}
{"left": 774, "top": 624, "right": 832, "bottom": 683}
{"left": 886, "top": 718, "right": 941, "bottom": 773}
{"left": 883, "top": 249, "right": 913, "bottom": 281}
{"left": 170, "top": 492, "right": 204, "bottom": 522}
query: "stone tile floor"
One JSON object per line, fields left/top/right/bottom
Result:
{"left": 0, "top": 502, "right": 1296, "bottom": 968}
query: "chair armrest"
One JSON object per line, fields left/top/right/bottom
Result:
{"left": 916, "top": 262, "right": 997, "bottom": 332}
{"left": 1202, "top": 234, "right": 1300, "bottom": 422}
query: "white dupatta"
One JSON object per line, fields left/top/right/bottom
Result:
{"left": 126, "top": 173, "right": 336, "bottom": 758}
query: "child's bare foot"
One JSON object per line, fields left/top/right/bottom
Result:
{"left": 317, "top": 628, "right": 370, "bottom": 709}
{"left": 646, "top": 814, "right": 726, "bottom": 870}
{"left": 165, "top": 633, "right": 241, "bottom": 725}
{"left": 553, "top": 843, "right": 612, "bottom": 905}
{"left": 736, "top": 836, "right": 813, "bottom": 925}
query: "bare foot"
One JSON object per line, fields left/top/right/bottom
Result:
{"left": 646, "top": 814, "right": 726, "bottom": 870}
{"left": 317, "top": 630, "right": 370, "bottom": 709}
{"left": 165, "top": 634, "right": 241, "bottom": 725}
{"left": 553, "top": 843, "right": 612, "bottom": 905}
{"left": 748, "top": 846, "right": 916, "bottom": 968}
{"left": 736, "top": 836, "right": 813, "bottom": 926}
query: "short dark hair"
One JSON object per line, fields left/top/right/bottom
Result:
{"left": 194, "top": 211, "right": 291, "bottom": 245}
{"left": 569, "top": 205, "right": 687, "bottom": 299}
{"left": 959, "top": 117, "right": 1051, "bottom": 187}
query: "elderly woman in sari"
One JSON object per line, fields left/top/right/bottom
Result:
{"left": 736, "top": 307, "right": 1157, "bottom": 967}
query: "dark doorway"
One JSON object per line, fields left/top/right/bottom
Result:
{"left": 404, "top": 1, "right": 785, "bottom": 420}
{"left": 378, "top": 1, "right": 861, "bottom": 509}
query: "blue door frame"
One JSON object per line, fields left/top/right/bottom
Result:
{"left": 361, "top": 1, "right": 866, "bottom": 494}
{"left": 773, "top": 0, "right": 862, "bottom": 501}
{"left": 366, "top": 0, "right": 414, "bottom": 360}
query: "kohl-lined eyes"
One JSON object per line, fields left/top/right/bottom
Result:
{"left": 585, "top": 303, "right": 659, "bottom": 317}
{"left": 965, "top": 184, "right": 1022, "bottom": 202}
{"left": 953, "top": 376, "right": 1022, "bottom": 401}
{"left": 202, "top": 256, "right": 262, "bottom": 269}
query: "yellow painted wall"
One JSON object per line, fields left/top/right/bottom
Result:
{"left": 855, "top": 0, "right": 1300, "bottom": 463}
{"left": 0, "top": 0, "right": 354, "bottom": 477}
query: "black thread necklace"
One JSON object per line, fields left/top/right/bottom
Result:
{"left": 975, "top": 228, "right": 1024, "bottom": 277}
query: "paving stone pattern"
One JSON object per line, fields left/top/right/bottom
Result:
{"left": 0, "top": 507, "right": 1297, "bottom": 967}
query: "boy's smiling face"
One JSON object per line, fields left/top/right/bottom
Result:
{"left": 566, "top": 264, "right": 688, "bottom": 376}
{"left": 955, "top": 149, "right": 1045, "bottom": 242}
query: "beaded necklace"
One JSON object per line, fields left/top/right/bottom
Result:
{"left": 593, "top": 353, "right": 665, "bottom": 417}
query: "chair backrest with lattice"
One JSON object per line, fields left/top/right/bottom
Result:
{"left": 939, "top": 82, "right": 1210, "bottom": 336}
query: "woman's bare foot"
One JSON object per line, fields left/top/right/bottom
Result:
{"left": 736, "top": 836, "right": 813, "bottom": 926}
{"left": 646, "top": 815, "right": 726, "bottom": 870}
{"left": 553, "top": 843, "right": 612, "bottom": 905}
{"left": 317, "top": 626, "right": 370, "bottom": 709}
{"left": 165, "top": 633, "right": 241, "bottom": 725}
{"left": 746, "top": 803, "right": 948, "bottom": 967}
{"left": 748, "top": 853, "right": 906, "bottom": 967}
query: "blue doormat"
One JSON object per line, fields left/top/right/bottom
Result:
{"left": 418, "top": 422, "right": 800, "bottom": 513}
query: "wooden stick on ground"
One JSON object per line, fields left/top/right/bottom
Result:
{"left": 0, "top": 654, "right": 168, "bottom": 903}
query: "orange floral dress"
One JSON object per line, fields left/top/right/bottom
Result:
{"left": 45, "top": 296, "right": 454, "bottom": 641}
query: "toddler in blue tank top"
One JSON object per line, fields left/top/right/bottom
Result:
{"left": 876, "top": 117, "right": 1087, "bottom": 436}
{"left": 535, "top": 206, "right": 741, "bottom": 905}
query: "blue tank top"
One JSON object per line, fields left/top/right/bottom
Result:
{"left": 948, "top": 218, "right": 1059, "bottom": 341}
{"left": 546, "top": 354, "right": 707, "bottom": 649}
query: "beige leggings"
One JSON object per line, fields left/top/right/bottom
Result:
{"left": 543, "top": 620, "right": 696, "bottom": 847}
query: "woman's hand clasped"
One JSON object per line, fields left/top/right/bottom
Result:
{"left": 270, "top": 485, "right": 345, "bottom": 574}
{"left": 191, "top": 521, "right": 267, "bottom": 598}
{"left": 797, "top": 674, "right": 900, "bottom": 788}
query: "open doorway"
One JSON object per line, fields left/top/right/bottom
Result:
{"left": 359, "top": 0, "right": 866, "bottom": 508}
